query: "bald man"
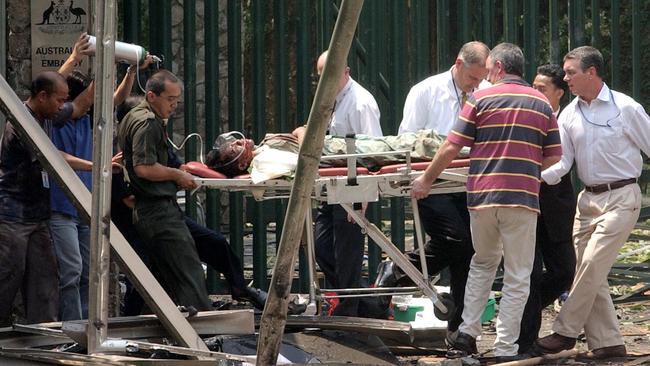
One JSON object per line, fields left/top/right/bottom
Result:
{"left": 395, "top": 41, "right": 490, "bottom": 342}
{"left": 313, "top": 50, "right": 386, "bottom": 318}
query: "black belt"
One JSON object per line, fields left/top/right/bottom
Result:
{"left": 584, "top": 178, "right": 637, "bottom": 194}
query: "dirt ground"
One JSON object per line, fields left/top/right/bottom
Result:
{"left": 398, "top": 301, "right": 650, "bottom": 365}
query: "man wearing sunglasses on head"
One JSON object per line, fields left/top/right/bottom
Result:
{"left": 535, "top": 46, "right": 650, "bottom": 361}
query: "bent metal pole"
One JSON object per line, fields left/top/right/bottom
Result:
{"left": 255, "top": 0, "right": 365, "bottom": 364}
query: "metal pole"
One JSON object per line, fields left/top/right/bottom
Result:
{"left": 255, "top": 1, "right": 364, "bottom": 363}
{"left": 204, "top": 0, "right": 222, "bottom": 293}
{"left": 184, "top": 0, "right": 197, "bottom": 219}
{"left": 87, "top": 0, "right": 116, "bottom": 354}
{"left": 251, "top": 0, "right": 267, "bottom": 289}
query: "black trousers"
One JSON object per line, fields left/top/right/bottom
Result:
{"left": 314, "top": 203, "right": 386, "bottom": 318}
{"left": 517, "top": 177, "right": 576, "bottom": 353}
{"left": 185, "top": 216, "right": 246, "bottom": 292}
{"left": 407, "top": 193, "right": 474, "bottom": 332}
{"left": 133, "top": 198, "right": 212, "bottom": 311}
{"left": 0, "top": 220, "right": 59, "bottom": 326}
{"left": 118, "top": 201, "right": 247, "bottom": 315}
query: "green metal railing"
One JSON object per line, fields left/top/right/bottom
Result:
{"left": 118, "top": 0, "right": 649, "bottom": 293}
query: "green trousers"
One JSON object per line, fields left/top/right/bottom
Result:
{"left": 133, "top": 197, "right": 212, "bottom": 311}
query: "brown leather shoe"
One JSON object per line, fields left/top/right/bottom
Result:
{"left": 533, "top": 333, "right": 576, "bottom": 354}
{"left": 576, "top": 345, "right": 627, "bottom": 360}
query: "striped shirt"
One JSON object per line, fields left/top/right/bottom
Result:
{"left": 447, "top": 78, "right": 562, "bottom": 212}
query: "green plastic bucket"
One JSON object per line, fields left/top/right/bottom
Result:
{"left": 481, "top": 298, "right": 496, "bottom": 323}
{"left": 393, "top": 304, "right": 425, "bottom": 322}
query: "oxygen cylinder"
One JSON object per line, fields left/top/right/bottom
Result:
{"left": 87, "top": 36, "right": 146, "bottom": 65}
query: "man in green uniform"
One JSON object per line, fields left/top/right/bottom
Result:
{"left": 118, "top": 70, "right": 211, "bottom": 311}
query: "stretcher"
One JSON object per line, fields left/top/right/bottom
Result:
{"left": 186, "top": 151, "right": 469, "bottom": 320}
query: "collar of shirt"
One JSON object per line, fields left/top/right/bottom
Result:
{"left": 447, "top": 67, "right": 465, "bottom": 100}
{"left": 336, "top": 77, "right": 354, "bottom": 107}
{"left": 493, "top": 76, "right": 530, "bottom": 87}
{"left": 577, "top": 82, "right": 610, "bottom": 106}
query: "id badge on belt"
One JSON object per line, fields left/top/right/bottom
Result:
{"left": 42, "top": 170, "right": 49, "bottom": 188}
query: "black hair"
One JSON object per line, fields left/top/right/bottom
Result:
{"left": 66, "top": 70, "right": 91, "bottom": 101}
{"left": 536, "top": 64, "right": 568, "bottom": 91}
{"left": 30, "top": 71, "right": 66, "bottom": 98}
{"left": 115, "top": 95, "right": 144, "bottom": 123}
{"left": 145, "top": 69, "right": 181, "bottom": 95}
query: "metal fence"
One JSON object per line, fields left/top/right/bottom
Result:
{"left": 119, "top": 0, "right": 650, "bottom": 293}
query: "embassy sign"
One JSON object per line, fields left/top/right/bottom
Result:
{"left": 31, "top": 0, "right": 89, "bottom": 78}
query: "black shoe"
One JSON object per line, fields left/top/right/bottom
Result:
{"left": 287, "top": 302, "right": 307, "bottom": 315}
{"left": 233, "top": 287, "right": 268, "bottom": 310}
{"left": 446, "top": 332, "right": 477, "bottom": 358}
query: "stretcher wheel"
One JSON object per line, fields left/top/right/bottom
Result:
{"left": 433, "top": 292, "right": 456, "bottom": 321}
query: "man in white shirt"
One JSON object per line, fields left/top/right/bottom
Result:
{"left": 535, "top": 46, "right": 650, "bottom": 361}
{"left": 396, "top": 41, "right": 489, "bottom": 339}
{"left": 399, "top": 41, "right": 490, "bottom": 135}
{"left": 313, "top": 50, "right": 386, "bottom": 318}
{"left": 517, "top": 64, "right": 577, "bottom": 354}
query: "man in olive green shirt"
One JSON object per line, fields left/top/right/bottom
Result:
{"left": 118, "top": 70, "right": 211, "bottom": 311}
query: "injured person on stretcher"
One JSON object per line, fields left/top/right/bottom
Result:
{"left": 203, "top": 126, "right": 469, "bottom": 182}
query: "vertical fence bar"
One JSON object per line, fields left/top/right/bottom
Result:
{"left": 414, "top": 0, "right": 431, "bottom": 81}
{"left": 123, "top": 0, "right": 140, "bottom": 44}
{"left": 482, "top": 0, "right": 494, "bottom": 47}
{"left": 251, "top": 0, "right": 267, "bottom": 290}
{"left": 390, "top": 0, "right": 406, "bottom": 250}
{"left": 148, "top": 0, "right": 173, "bottom": 133}
{"left": 296, "top": 0, "right": 311, "bottom": 123}
{"left": 610, "top": 0, "right": 620, "bottom": 89}
{"left": 204, "top": 0, "right": 222, "bottom": 294}
{"left": 0, "top": 0, "right": 4, "bottom": 132}
{"left": 503, "top": 0, "right": 517, "bottom": 44}
{"left": 296, "top": 0, "right": 312, "bottom": 292}
{"left": 273, "top": 0, "right": 288, "bottom": 252}
{"left": 318, "top": 0, "right": 335, "bottom": 52}
{"left": 549, "top": 0, "right": 560, "bottom": 63}
{"left": 228, "top": 0, "right": 245, "bottom": 265}
{"left": 632, "top": 0, "right": 640, "bottom": 100}
{"left": 184, "top": 0, "right": 197, "bottom": 219}
{"left": 569, "top": 0, "right": 585, "bottom": 48}
{"left": 459, "top": 0, "right": 470, "bottom": 43}
{"left": 523, "top": 0, "right": 538, "bottom": 81}
{"left": 436, "top": 0, "right": 450, "bottom": 72}
{"left": 591, "top": 0, "right": 601, "bottom": 48}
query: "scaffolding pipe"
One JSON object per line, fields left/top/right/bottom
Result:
{"left": 87, "top": 0, "right": 116, "bottom": 353}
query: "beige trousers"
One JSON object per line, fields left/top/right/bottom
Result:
{"left": 459, "top": 207, "right": 537, "bottom": 356}
{"left": 553, "top": 184, "right": 641, "bottom": 349}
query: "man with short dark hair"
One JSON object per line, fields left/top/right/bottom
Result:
{"left": 0, "top": 71, "right": 71, "bottom": 325}
{"left": 118, "top": 69, "right": 212, "bottom": 311}
{"left": 535, "top": 46, "right": 650, "bottom": 361}
{"left": 412, "top": 43, "right": 562, "bottom": 361}
{"left": 516, "top": 64, "right": 577, "bottom": 354}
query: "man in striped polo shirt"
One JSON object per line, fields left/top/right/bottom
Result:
{"left": 411, "top": 43, "right": 562, "bottom": 362}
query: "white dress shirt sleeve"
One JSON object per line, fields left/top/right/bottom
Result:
{"left": 351, "top": 102, "right": 383, "bottom": 137}
{"left": 398, "top": 86, "right": 427, "bottom": 134}
{"left": 623, "top": 103, "right": 650, "bottom": 158}
{"left": 541, "top": 111, "right": 575, "bottom": 185}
